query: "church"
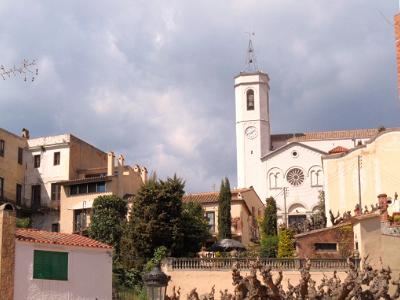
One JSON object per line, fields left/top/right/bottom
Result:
{"left": 235, "top": 41, "right": 386, "bottom": 225}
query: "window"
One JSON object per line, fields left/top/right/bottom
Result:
{"left": 246, "top": 89, "right": 255, "bottom": 110}
{"left": 69, "top": 181, "right": 107, "bottom": 196}
{"left": 53, "top": 152, "right": 60, "bottom": 165}
{"left": 31, "top": 185, "right": 41, "bottom": 210}
{"left": 51, "top": 184, "right": 61, "bottom": 201}
{"left": 311, "top": 170, "right": 323, "bottom": 187}
{"left": 34, "top": 155, "right": 41, "bottom": 168}
{"left": 33, "top": 250, "right": 68, "bottom": 281}
{"left": 205, "top": 211, "right": 215, "bottom": 233}
{"left": 18, "top": 147, "right": 23, "bottom": 165}
{"left": 51, "top": 223, "right": 60, "bottom": 232}
{"left": 288, "top": 214, "right": 307, "bottom": 226}
{"left": 314, "top": 243, "right": 337, "bottom": 252}
{"left": 286, "top": 168, "right": 305, "bottom": 186}
{"left": 16, "top": 184, "right": 22, "bottom": 205}
{"left": 0, "top": 177, "right": 3, "bottom": 200}
{"left": 74, "top": 209, "right": 88, "bottom": 232}
{"left": 0, "top": 140, "right": 4, "bottom": 157}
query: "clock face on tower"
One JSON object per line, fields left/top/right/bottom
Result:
{"left": 245, "top": 126, "right": 258, "bottom": 139}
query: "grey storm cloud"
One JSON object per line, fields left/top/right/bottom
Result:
{"left": 0, "top": 0, "right": 399, "bottom": 193}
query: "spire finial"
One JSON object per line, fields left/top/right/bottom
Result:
{"left": 243, "top": 32, "right": 258, "bottom": 73}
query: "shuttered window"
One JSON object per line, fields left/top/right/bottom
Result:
{"left": 33, "top": 250, "right": 68, "bottom": 281}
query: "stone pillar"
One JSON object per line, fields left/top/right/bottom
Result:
{"left": 395, "top": 14, "right": 400, "bottom": 98}
{"left": 0, "top": 203, "right": 16, "bottom": 300}
{"left": 107, "top": 151, "right": 115, "bottom": 176}
{"left": 378, "top": 193, "right": 388, "bottom": 222}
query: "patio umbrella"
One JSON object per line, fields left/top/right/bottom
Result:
{"left": 209, "top": 239, "right": 246, "bottom": 252}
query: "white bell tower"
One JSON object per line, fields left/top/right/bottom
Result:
{"left": 235, "top": 37, "right": 271, "bottom": 200}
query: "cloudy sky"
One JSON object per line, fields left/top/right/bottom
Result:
{"left": 1, "top": 1, "right": 399, "bottom": 193}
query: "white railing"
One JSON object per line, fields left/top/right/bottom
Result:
{"left": 165, "top": 257, "right": 359, "bottom": 271}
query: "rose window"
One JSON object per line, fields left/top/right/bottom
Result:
{"left": 286, "top": 168, "right": 305, "bottom": 186}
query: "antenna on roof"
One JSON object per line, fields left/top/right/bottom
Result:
{"left": 243, "top": 32, "right": 259, "bottom": 73}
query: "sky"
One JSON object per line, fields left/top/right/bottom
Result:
{"left": 1, "top": 1, "right": 399, "bottom": 193}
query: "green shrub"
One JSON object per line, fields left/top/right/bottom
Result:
{"left": 145, "top": 246, "right": 168, "bottom": 272}
{"left": 394, "top": 215, "right": 400, "bottom": 223}
{"left": 260, "top": 235, "right": 279, "bottom": 258}
{"left": 277, "top": 227, "right": 295, "bottom": 258}
{"left": 16, "top": 218, "right": 30, "bottom": 228}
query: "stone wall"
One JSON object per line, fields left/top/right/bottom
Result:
{"left": 0, "top": 204, "right": 16, "bottom": 300}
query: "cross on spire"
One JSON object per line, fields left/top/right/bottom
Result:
{"left": 243, "top": 32, "right": 259, "bottom": 73}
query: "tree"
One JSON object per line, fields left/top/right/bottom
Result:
{"left": 311, "top": 191, "right": 327, "bottom": 229}
{"left": 277, "top": 226, "right": 295, "bottom": 258}
{"left": 88, "top": 195, "right": 127, "bottom": 258}
{"left": 120, "top": 175, "right": 185, "bottom": 269}
{"left": 260, "top": 197, "right": 278, "bottom": 257}
{"left": 261, "top": 197, "right": 278, "bottom": 236}
{"left": 218, "top": 177, "right": 232, "bottom": 240}
{"left": 181, "top": 202, "right": 211, "bottom": 256}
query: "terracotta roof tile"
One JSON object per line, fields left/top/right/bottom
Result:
{"left": 328, "top": 146, "right": 349, "bottom": 154}
{"left": 271, "top": 128, "right": 395, "bottom": 143}
{"left": 183, "top": 188, "right": 253, "bottom": 204}
{"left": 15, "top": 228, "right": 113, "bottom": 249}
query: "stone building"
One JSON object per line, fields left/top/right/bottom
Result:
{"left": 59, "top": 152, "right": 146, "bottom": 233}
{"left": 0, "top": 128, "right": 28, "bottom": 206}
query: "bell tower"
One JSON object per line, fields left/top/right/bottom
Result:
{"left": 235, "top": 37, "right": 271, "bottom": 199}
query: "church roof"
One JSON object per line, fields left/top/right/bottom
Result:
{"left": 271, "top": 128, "right": 390, "bottom": 143}
{"left": 261, "top": 142, "right": 327, "bottom": 160}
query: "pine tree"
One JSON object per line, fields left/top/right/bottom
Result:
{"left": 218, "top": 177, "right": 232, "bottom": 240}
{"left": 120, "top": 175, "right": 185, "bottom": 269}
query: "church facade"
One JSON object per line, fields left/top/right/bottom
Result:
{"left": 234, "top": 70, "right": 382, "bottom": 225}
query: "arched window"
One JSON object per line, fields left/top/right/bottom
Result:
{"left": 247, "top": 89, "right": 254, "bottom": 111}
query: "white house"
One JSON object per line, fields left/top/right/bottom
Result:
{"left": 14, "top": 228, "right": 113, "bottom": 300}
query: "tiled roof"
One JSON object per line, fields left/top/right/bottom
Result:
{"left": 328, "top": 146, "right": 349, "bottom": 154}
{"left": 15, "top": 228, "right": 113, "bottom": 249}
{"left": 183, "top": 188, "right": 253, "bottom": 204}
{"left": 271, "top": 128, "right": 393, "bottom": 143}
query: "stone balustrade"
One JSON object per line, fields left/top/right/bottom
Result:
{"left": 164, "top": 257, "right": 359, "bottom": 271}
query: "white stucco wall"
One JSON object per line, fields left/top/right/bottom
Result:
{"left": 14, "top": 241, "right": 112, "bottom": 300}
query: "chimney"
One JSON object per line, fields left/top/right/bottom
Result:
{"left": 0, "top": 203, "right": 16, "bottom": 300}
{"left": 107, "top": 152, "right": 115, "bottom": 176}
{"left": 140, "top": 166, "right": 148, "bottom": 183}
{"left": 117, "top": 154, "right": 125, "bottom": 175}
{"left": 395, "top": 13, "right": 400, "bottom": 97}
{"left": 378, "top": 193, "right": 388, "bottom": 222}
{"left": 21, "top": 128, "right": 30, "bottom": 139}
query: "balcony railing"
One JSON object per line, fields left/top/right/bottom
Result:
{"left": 165, "top": 257, "right": 359, "bottom": 271}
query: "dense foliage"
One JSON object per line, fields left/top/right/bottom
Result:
{"left": 88, "top": 195, "right": 127, "bottom": 257}
{"left": 181, "top": 202, "right": 211, "bottom": 256}
{"left": 16, "top": 217, "right": 30, "bottom": 228}
{"left": 218, "top": 177, "right": 232, "bottom": 240}
{"left": 261, "top": 197, "right": 278, "bottom": 236}
{"left": 260, "top": 235, "right": 279, "bottom": 258}
{"left": 277, "top": 226, "right": 295, "bottom": 258}
{"left": 120, "top": 176, "right": 185, "bottom": 269}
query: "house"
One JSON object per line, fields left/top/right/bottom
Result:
{"left": 59, "top": 152, "right": 146, "bottom": 233}
{"left": 322, "top": 129, "right": 400, "bottom": 225}
{"left": 183, "top": 187, "right": 264, "bottom": 246}
{"left": 0, "top": 203, "right": 113, "bottom": 300}
{"left": 0, "top": 128, "right": 147, "bottom": 233}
